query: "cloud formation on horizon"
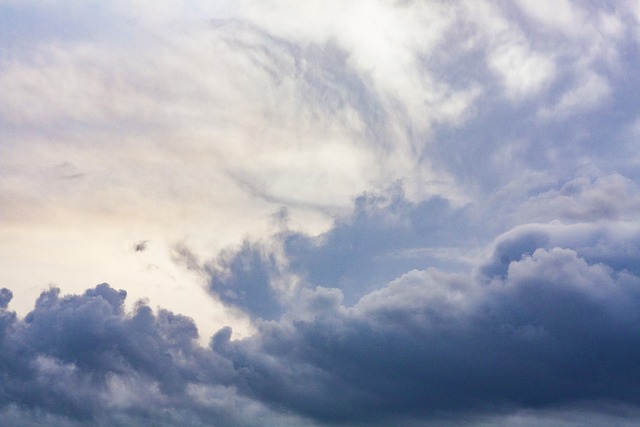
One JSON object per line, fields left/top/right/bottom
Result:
{"left": 2, "top": 216, "right": 640, "bottom": 426}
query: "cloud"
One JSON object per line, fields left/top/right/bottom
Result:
{"left": 0, "top": 288, "right": 12, "bottom": 309}
{"left": 205, "top": 186, "right": 476, "bottom": 318}
{"left": 515, "top": 0, "right": 585, "bottom": 37}
{"left": 479, "top": 221, "right": 640, "bottom": 278}
{"left": 511, "top": 173, "right": 640, "bottom": 223}
{"left": 208, "top": 240, "right": 284, "bottom": 321}
{"left": 213, "top": 233, "right": 640, "bottom": 425}
{"left": 488, "top": 41, "right": 556, "bottom": 99}
{"left": 2, "top": 0, "right": 640, "bottom": 425}
{"left": 205, "top": 172, "right": 640, "bottom": 321}
{"left": 540, "top": 71, "right": 611, "bottom": 118}
{"left": 196, "top": 178, "right": 640, "bottom": 424}
{"left": 2, "top": 216, "right": 640, "bottom": 425}
{"left": 0, "top": 283, "right": 267, "bottom": 426}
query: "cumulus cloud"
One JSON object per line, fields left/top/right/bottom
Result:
{"left": 2, "top": 0, "right": 640, "bottom": 425}
{"left": 5, "top": 217, "right": 640, "bottom": 425}
{"left": 511, "top": 173, "right": 640, "bottom": 223}
{"left": 0, "top": 283, "right": 269, "bottom": 426}
{"left": 212, "top": 230, "right": 640, "bottom": 425}
{"left": 205, "top": 186, "right": 476, "bottom": 319}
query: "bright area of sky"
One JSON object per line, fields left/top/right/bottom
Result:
{"left": 2, "top": 1, "right": 640, "bottom": 426}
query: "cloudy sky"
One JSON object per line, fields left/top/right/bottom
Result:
{"left": 2, "top": 0, "right": 640, "bottom": 425}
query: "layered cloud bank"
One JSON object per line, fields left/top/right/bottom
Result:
{"left": 2, "top": 218, "right": 640, "bottom": 426}
{"left": 2, "top": 0, "right": 640, "bottom": 426}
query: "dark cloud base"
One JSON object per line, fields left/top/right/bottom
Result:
{"left": 3, "top": 219, "right": 640, "bottom": 426}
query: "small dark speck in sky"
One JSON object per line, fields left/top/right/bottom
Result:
{"left": 133, "top": 240, "right": 148, "bottom": 252}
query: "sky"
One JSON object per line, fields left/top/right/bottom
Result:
{"left": 1, "top": 0, "right": 640, "bottom": 426}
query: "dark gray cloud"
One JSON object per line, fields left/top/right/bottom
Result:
{"left": 283, "top": 188, "right": 476, "bottom": 297}
{"left": 206, "top": 187, "right": 475, "bottom": 319}
{"left": 199, "top": 197, "right": 640, "bottom": 425}
{"left": 479, "top": 222, "right": 640, "bottom": 278}
{"left": 4, "top": 218, "right": 640, "bottom": 426}
{"left": 213, "top": 239, "right": 640, "bottom": 425}
{"left": 0, "top": 288, "right": 12, "bottom": 309}
{"left": 0, "top": 284, "right": 252, "bottom": 427}
{"left": 208, "top": 241, "right": 282, "bottom": 320}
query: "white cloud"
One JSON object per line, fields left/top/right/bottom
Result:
{"left": 515, "top": 0, "right": 585, "bottom": 37}
{"left": 461, "top": 0, "right": 557, "bottom": 99}
{"left": 489, "top": 42, "right": 556, "bottom": 99}
{"left": 540, "top": 71, "right": 611, "bottom": 118}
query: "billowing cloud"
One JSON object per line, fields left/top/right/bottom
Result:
{"left": 2, "top": 0, "right": 640, "bottom": 425}
{"left": 0, "top": 283, "right": 282, "bottom": 426}
{"left": 3, "top": 217, "right": 640, "bottom": 425}
{"left": 195, "top": 196, "right": 640, "bottom": 425}
{"left": 206, "top": 186, "right": 476, "bottom": 320}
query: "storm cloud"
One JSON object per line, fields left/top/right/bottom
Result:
{"left": 3, "top": 218, "right": 640, "bottom": 425}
